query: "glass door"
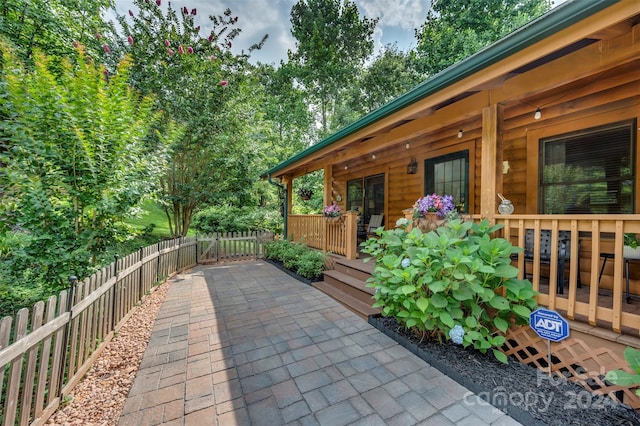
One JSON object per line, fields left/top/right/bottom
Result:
{"left": 347, "top": 173, "right": 385, "bottom": 225}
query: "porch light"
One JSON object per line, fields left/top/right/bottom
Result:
{"left": 407, "top": 157, "right": 417, "bottom": 174}
{"left": 458, "top": 129, "right": 463, "bottom": 138}
{"left": 372, "top": 154, "right": 376, "bottom": 160}
{"left": 534, "top": 108, "right": 542, "bottom": 120}
{"left": 405, "top": 143, "right": 410, "bottom": 149}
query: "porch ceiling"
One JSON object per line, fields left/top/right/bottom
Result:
{"left": 262, "top": 0, "right": 639, "bottom": 182}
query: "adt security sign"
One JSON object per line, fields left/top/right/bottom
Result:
{"left": 530, "top": 308, "right": 569, "bottom": 342}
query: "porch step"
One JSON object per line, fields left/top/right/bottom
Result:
{"left": 312, "top": 281, "right": 381, "bottom": 320}
{"left": 333, "top": 257, "right": 376, "bottom": 282}
{"left": 323, "top": 269, "right": 376, "bottom": 299}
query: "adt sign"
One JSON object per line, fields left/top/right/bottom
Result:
{"left": 530, "top": 308, "right": 569, "bottom": 342}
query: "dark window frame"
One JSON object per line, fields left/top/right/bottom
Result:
{"left": 538, "top": 120, "right": 636, "bottom": 214}
{"left": 424, "top": 150, "right": 469, "bottom": 213}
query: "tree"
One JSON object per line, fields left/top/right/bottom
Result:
{"left": 113, "top": 1, "right": 268, "bottom": 236}
{"left": 412, "top": 0, "right": 551, "bottom": 76}
{"left": 0, "top": 0, "right": 114, "bottom": 67}
{"left": 288, "top": 0, "right": 377, "bottom": 135}
{"left": 0, "top": 42, "right": 176, "bottom": 314}
{"left": 333, "top": 44, "right": 425, "bottom": 131}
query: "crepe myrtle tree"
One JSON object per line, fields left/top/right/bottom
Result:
{"left": 110, "top": 1, "right": 268, "bottom": 236}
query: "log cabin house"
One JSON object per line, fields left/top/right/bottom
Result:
{"left": 264, "top": 0, "right": 640, "bottom": 406}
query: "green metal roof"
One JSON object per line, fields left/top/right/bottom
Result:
{"left": 262, "top": 0, "right": 618, "bottom": 178}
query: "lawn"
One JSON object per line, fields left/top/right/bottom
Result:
{"left": 124, "top": 200, "right": 172, "bottom": 237}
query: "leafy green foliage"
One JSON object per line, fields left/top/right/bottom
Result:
{"left": 605, "top": 347, "right": 640, "bottom": 396}
{"left": 0, "top": 41, "right": 177, "bottom": 317}
{"left": 114, "top": 1, "right": 268, "bottom": 236}
{"left": 289, "top": 0, "right": 378, "bottom": 134}
{"left": 361, "top": 218, "right": 538, "bottom": 363}
{"left": 192, "top": 205, "right": 283, "bottom": 234}
{"left": 264, "top": 239, "right": 326, "bottom": 280}
{"left": 412, "top": 0, "right": 551, "bottom": 76}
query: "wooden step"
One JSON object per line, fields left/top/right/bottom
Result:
{"left": 333, "top": 257, "right": 375, "bottom": 282}
{"left": 323, "top": 270, "right": 376, "bottom": 301}
{"left": 312, "top": 281, "right": 381, "bottom": 320}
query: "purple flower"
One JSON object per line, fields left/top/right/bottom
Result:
{"left": 208, "top": 34, "right": 214, "bottom": 42}
{"left": 210, "top": 55, "right": 216, "bottom": 61}
{"left": 167, "top": 48, "right": 174, "bottom": 56}
{"left": 414, "top": 194, "right": 455, "bottom": 218}
{"left": 164, "top": 39, "right": 170, "bottom": 47}
{"left": 178, "top": 45, "right": 184, "bottom": 54}
{"left": 103, "top": 44, "right": 111, "bottom": 54}
{"left": 227, "top": 41, "right": 232, "bottom": 48}
{"left": 128, "top": 9, "right": 134, "bottom": 17}
{"left": 95, "top": 33, "right": 102, "bottom": 39}
{"left": 219, "top": 80, "right": 228, "bottom": 87}
{"left": 183, "top": 6, "right": 188, "bottom": 14}
{"left": 155, "top": 0, "right": 161, "bottom": 6}
{"left": 191, "top": 8, "right": 197, "bottom": 15}
{"left": 195, "top": 26, "right": 200, "bottom": 31}
{"left": 186, "top": 46, "right": 193, "bottom": 54}
{"left": 322, "top": 203, "right": 342, "bottom": 218}
{"left": 127, "top": 35, "right": 134, "bottom": 45}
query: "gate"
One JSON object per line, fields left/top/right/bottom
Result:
{"left": 197, "top": 231, "right": 273, "bottom": 263}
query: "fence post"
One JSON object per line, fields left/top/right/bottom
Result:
{"left": 58, "top": 275, "right": 77, "bottom": 397}
{"left": 112, "top": 255, "right": 119, "bottom": 330}
{"left": 139, "top": 246, "right": 144, "bottom": 298}
{"left": 175, "top": 237, "right": 181, "bottom": 273}
{"left": 196, "top": 235, "right": 199, "bottom": 265}
{"left": 156, "top": 242, "right": 161, "bottom": 283}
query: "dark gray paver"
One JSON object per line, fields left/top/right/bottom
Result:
{"left": 118, "top": 261, "right": 521, "bottom": 426}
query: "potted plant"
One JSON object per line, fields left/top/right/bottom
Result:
{"left": 410, "top": 193, "right": 457, "bottom": 232}
{"left": 297, "top": 188, "right": 313, "bottom": 200}
{"left": 322, "top": 203, "right": 342, "bottom": 222}
{"left": 624, "top": 233, "right": 640, "bottom": 259}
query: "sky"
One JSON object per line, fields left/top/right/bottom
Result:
{"left": 110, "top": 0, "right": 568, "bottom": 65}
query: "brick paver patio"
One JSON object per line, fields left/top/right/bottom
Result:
{"left": 118, "top": 261, "right": 522, "bottom": 426}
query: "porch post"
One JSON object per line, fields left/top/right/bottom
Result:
{"left": 481, "top": 104, "right": 504, "bottom": 223}
{"left": 324, "top": 166, "right": 332, "bottom": 206}
{"left": 345, "top": 211, "right": 358, "bottom": 259}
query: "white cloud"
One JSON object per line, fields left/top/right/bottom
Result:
{"left": 112, "top": 0, "right": 419, "bottom": 64}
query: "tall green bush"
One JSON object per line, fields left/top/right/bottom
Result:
{"left": 192, "top": 205, "right": 283, "bottom": 234}
{"left": 264, "top": 239, "right": 326, "bottom": 280}
{"left": 361, "top": 218, "right": 538, "bottom": 363}
{"left": 0, "top": 41, "right": 181, "bottom": 317}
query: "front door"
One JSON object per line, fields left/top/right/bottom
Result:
{"left": 347, "top": 173, "right": 385, "bottom": 225}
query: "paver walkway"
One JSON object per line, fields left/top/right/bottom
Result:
{"left": 118, "top": 261, "right": 523, "bottom": 426}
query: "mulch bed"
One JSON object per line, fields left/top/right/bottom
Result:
{"left": 369, "top": 315, "right": 640, "bottom": 426}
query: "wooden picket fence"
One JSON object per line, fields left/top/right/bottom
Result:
{"left": 196, "top": 231, "right": 274, "bottom": 263}
{"left": 0, "top": 230, "right": 273, "bottom": 426}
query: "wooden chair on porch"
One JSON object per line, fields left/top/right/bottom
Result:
{"left": 522, "top": 229, "right": 581, "bottom": 294}
{"left": 366, "top": 214, "right": 384, "bottom": 237}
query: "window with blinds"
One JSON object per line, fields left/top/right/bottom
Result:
{"left": 540, "top": 120, "right": 636, "bottom": 214}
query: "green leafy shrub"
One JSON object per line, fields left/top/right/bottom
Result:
{"left": 264, "top": 238, "right": 326, "bottom": 280}
{"left": 192, "top": 205, "right": 283, "bottom": 234}
{"left": 361, "top": 218, "right": 538, "bottom": 363}
{"left": 605, "top": 347, "right": 640, "bottom": 396}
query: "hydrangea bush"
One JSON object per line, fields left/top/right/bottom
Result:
{"left": 361, "top": 218, "right": 538, "bottom": 363}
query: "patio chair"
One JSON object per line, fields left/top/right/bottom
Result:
{"left": 522, "top": 229, "right": 581, "bottom": 294}
{"left": 366, "top": 214, "right": 384, "bottom": 237}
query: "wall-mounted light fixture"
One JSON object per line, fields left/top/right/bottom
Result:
{"left": 407, "top": 157, "right": 417, "bottom": 174}
{"left": 458, "top": 129, "right": 463, "bottom": 138}
{"left": 344, "top": 165, "right": 348, "bottom": 170}
{"left": 405, "top": 143, "right": 410, "bottom": 149}
{"left": 372, "top": 154, "right": 376, "bottom": 160}
{"left": 534, "top": 108, "right": 542, "bottom": 120}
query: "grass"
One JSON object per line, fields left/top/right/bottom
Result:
{"left": 124, "top": 200, "right": 172, "bottom": 237}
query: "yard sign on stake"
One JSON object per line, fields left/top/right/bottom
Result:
{"left": 530, "top": 308, "right": 570, "bottom": 376}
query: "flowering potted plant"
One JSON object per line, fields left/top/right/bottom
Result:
{"left": 323, "top": 203, "right": 342, "bottom": 222}
{"left": 413, "top": 193, "right": 456, "bottom": 218}
{"left": 411, "top": 193, "right": 456, "bottom": 232}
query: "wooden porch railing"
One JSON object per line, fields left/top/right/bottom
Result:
{"left": 287, "top": 211, "right": 359, "bottom": 259}
{"left": 497, "top": 214, "right": 640, "bottom": 337}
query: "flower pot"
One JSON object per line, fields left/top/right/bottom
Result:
{"left": 623, "top": 245, "right": 640, "bottom": 259}
{"left": 324, "top": 216, "right": 342, "bottom": 223}
{"left": 413, "top": 212, "right": 446, "bottom": 232}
